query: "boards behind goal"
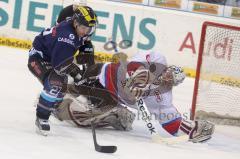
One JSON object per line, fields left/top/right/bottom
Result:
{"left": 191, "top": 21, "right": 240, "bottom": 126}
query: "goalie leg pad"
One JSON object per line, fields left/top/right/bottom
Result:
{"left": 53, "top": 98, "right": 74, "bottom": 121}
{"left": 56, "top": 98, "right": 135, "bottom": 131}
{"left": 102, "top": 107, "right": 136, "bottom": 131}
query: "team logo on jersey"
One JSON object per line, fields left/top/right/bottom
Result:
{"left": 58, "top": 37, "right": 74, "bottom": 46}
{"left": 69, "top": 34, "right": 75, "bottom": 40}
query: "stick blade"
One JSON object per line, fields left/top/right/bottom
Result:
{"left": 95, "top": 145, "right": 117, "bottom": 153}
{"left": 91, "top": 121, "right": 117, "bottom": 153}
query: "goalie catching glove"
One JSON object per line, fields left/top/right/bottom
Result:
{"left": 180, "top": 120, "right": 215, "bottom": 143}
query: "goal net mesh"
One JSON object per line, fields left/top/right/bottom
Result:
{"left": 192, "top": 22, "right": 240, "bottom": 126}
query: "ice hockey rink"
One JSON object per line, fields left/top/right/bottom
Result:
{"left": 0, "top": 46, "right": 240, "bottom": 159}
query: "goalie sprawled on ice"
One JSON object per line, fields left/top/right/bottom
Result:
{"left": 56, "top": 51, "right": 214, "bottom": 143}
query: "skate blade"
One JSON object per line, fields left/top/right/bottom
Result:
{"left": 36, "top": 128, "right": 49, "bottom": 136}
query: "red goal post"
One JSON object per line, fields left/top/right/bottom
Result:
{"left": 191, "top": 21, "right": 240, "bottom": 126}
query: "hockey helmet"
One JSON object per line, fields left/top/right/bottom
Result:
{"left": 73, "top": 6, "right": 97, "bottom": 28}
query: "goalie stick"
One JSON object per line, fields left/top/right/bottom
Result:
{"left": 105, "top": 39, "right": 187, "bottom": 144}
{"left": 106, "top": 38, "right": 188, "bottom": 145}
{"left": 136, "top": 98, "right": 189, "bottom": 144}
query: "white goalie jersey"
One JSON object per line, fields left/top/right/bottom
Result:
{"left": 98, "top": 51, "right": 182, "bottom": 134}
{"left": 128, "top": 51, "right": 181, "bottom": 125}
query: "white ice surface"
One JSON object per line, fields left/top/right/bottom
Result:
{"left": 0, "top": 46, "right": 239, "bottom": 159}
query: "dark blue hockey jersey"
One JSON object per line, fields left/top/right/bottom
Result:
{"left": 32, "top": 20, "right": 89, "bottom": 73}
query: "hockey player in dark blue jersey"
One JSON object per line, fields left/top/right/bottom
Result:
{"left": 57, "top": 0, "right": 95, "bottom": 73}
{"left": 27, "top": 6, "right": 98, "bottom": 136}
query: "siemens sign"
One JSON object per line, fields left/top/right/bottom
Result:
{"left": 0, "top": 0, "right": 63, "bottom": 31}
{"left": 93, "top": 11, "right": 156, "bottom": 50}
{"left": 0, "top": 0, "right": 156, "bottom": 50}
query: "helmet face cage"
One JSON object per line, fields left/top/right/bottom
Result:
{"left": 73, "top": 6, "right": 97, "bottom": 28}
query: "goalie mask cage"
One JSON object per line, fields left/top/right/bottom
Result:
{"left": 191, "top": 21, "right": 240, "bottom": 126}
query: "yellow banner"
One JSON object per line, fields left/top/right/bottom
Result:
{"left": 231, "top": 7, "right": 240, "bottom": 19}
{"left": 193, "top": 2, "right": 219, "bottom": 15}
{"left": 154, "top": 0, "right": 181, "bottom": 9}
{"left": 0, "top": 37, "right": 32, "bottom": 50}
{"left": 124, "top": 0, "right": 143, "bottom": 3}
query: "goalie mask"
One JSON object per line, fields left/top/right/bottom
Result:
{"left": 159, "top": 65, "right": 186, "bottom": 86}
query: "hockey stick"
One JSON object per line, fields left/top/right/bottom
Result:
{"left": 91, "top": 121, "right": 117, "bottom": 153}
{"left": 85, "top": 38, "right": 130, "bottom": 153}
{"left": 67, "top": 94, "right": 117, "bottom": 153}
{"left": 136, "top": 98, "right": 189, "bottom": 144}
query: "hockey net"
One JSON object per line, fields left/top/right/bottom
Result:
{"left": 191, "top": 22, "right": 240, "bottom": 126}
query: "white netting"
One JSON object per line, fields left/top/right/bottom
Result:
{"left": 194, "top": 23, "right": 240, "bottom": 126}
